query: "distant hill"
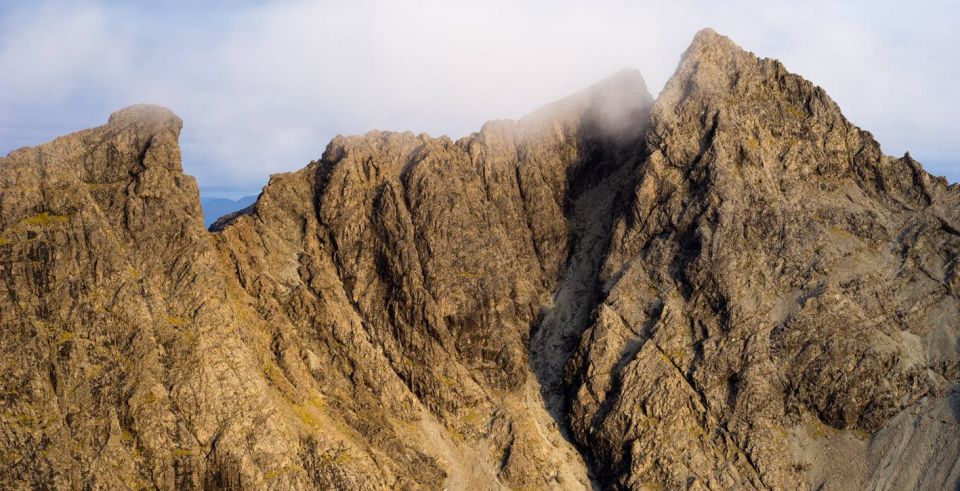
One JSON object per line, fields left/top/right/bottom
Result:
{"left": 200, "top": 195, "right": 257, "bottom": 227}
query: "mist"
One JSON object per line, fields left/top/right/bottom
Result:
{"left": 1, "top": 0, "right": 957, "bottom": 197}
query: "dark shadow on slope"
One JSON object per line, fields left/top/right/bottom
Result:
{"left": 527, "top": 94, "right": 652, "bottom": 486}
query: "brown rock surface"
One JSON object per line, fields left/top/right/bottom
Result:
{"left": 1, "top": 29, "right": 958, "bottom": 490}
{"left": 565, "top": 29, "right": 960, "bottom": 489}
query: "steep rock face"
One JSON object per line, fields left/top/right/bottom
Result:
{"left": 1, "top": 72, "right": 654, "bottom": 489}
{"left": 565, "top": 29, "right": 960, "bottom": 489}
{"left": 2, "top": 29, "right": 959, "bottom": 491}
{"left": 0, "top": 107, "right": 319, "bottom": 489}
{"left": 212, "top": 70, "right": 654, "bottom": 488}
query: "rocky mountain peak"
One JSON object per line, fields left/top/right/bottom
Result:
{"left": 106, "top": 103, "right": 183, "bottom": 131}
{"left": 649, "top": 26, "right": 876, "bottom": 187}
{"left": 685, "top": 27, "right": 742, "bottom": 57}
{"left": 2, "top": 29, "right": 959, "bottom": 491}
{"left": 565, "top": 29, "right": 960, "bottom": 491}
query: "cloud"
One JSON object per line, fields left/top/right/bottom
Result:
{"left": 0, "top": 2, "right": 129, "bottom": 104}
{"left": 0, "top": 0, "right": 957, "bottom": 196}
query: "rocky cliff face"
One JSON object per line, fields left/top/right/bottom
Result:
{"left": 565, "top": 30, "right": 960, "bottom": 490}
{"left": 2, "top": 29, "right": 958, "bottom": 490}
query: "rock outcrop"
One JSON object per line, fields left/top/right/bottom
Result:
{"left": 1, "top": 29, "right": 958, "bottom": 490}
{"left": 565, "top": 29, "right": 960, "bottom": 490}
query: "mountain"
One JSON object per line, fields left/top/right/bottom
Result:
{"left": 200, "top": 195, "right": 259, "bottom": 228}
{"left": 1, "top": 29, "right": 958, "bottom": 490}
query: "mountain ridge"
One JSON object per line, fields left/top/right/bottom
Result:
{"left": 201, "top": 195, "right": 258, "bottom": 228}
{"left": 1, "top": 29, "right": 958, "bottom": 490}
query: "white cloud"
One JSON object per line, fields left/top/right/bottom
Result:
{"left": 0, "top": 0, "right": 957, "bottom": 196}
{"left": 0, "top": 2, "right": 132, "bottom": 104}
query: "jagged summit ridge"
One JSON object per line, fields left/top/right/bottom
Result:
{"left": 2, "top": 29, "right": 959, "bottom": 491}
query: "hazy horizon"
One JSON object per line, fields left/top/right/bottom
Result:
{"left": 2, "top": 1, "right": 958, "bottom": 198}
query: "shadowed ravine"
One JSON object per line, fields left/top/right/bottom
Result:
{"left": 528, "top": 119, "right": 648, "bottom": 485}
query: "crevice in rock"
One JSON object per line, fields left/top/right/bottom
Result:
{"left": 528, "top": 131, "right": 647, "bottom": 482}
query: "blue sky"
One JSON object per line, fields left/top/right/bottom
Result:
{"left": 1, "top": 1, "right": 957, "bottom": 198}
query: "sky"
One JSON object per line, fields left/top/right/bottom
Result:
{"left": 1, "top": 0, "right": 957, "bottom": 198}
